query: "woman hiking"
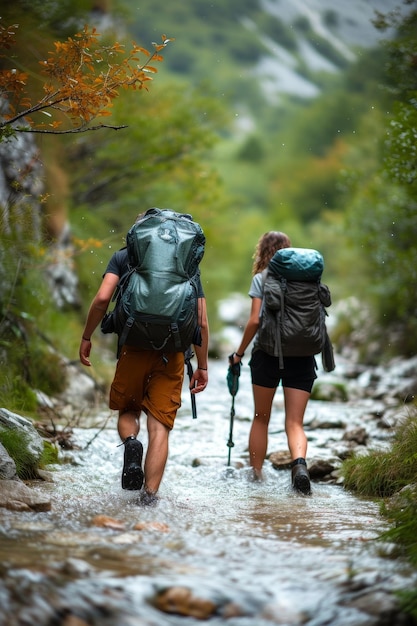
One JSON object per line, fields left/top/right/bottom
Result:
{"left": 231, "top": 231, "right": 317, "bottom": 495}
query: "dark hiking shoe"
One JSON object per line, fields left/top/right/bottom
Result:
{"left": 140, "top": 490, "right": 159, "bottom": 507}
{"left": 291, "top": 458, "right": 311, "bottom": 495}
{"left": 121, "top": 436, "right": 144, "bottom": 490}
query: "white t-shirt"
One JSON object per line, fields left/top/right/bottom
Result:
{"left": 248, "top": 272, "right": 263, "bottom": 299}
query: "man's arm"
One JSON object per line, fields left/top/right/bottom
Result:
{"left": 79, "top": 272, "right": 119, "bottom": 366}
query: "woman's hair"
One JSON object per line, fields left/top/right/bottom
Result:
{"left": 252, "top": 231, "right": 291, "bottom": 275}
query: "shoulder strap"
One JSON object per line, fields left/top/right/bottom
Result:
{"left": 261, "top": 269, "right": 285, "bottom": 369}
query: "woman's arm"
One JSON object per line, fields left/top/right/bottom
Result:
{"left": 232, "top": 297, "right": 262, "bottom": 363}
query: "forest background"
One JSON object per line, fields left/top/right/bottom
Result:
{"left": 1, "top": 0, "right": 416, "bottom": 410}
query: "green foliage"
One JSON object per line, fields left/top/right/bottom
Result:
{"left": 341, "top": 4, "right": 417, "bottom": 355}
{"left": 257, "top": 14, "right": 298, "bottom": 51}
{"left": 342, "top": 404, "right": 417, "bottom": 622}
{"left": 3, "top": 0, "right": 417, "bottom": 369}
{"left": 68, "top": 79, "right": 239, "bottom": 327}
{"left": 0, "top": 427, "right": 37, "bottom": 478}
{"left": 3, "top": 0, "right": 93, "bottom": 35}
{"left": 342, "top": 412, "right": 417, "bottom": 497}
{"left": 39, "top": 439, "right": 59, "bottom": 467}
{"left": 342, "top": 410, "right": 417, "bottom": 621}
{"left": 0, "top": 375, "right": 38, "bottom": 414}
{"left": 385, "top": 100, "right": 417, "bottom": 189}
{"left": 310, "top": 381, "right": 348, "bottom": 402}
{"left": 0, "top": 424, "right": 58, "bottom": 476}
{"left": 0, "top": 218, "right": 68, "bottom": 409}
{"left": 69, "top": 81, "right": 228, "bottom": 213}
{"left": 342, "top": 450, "right": 402, "bottom": 497}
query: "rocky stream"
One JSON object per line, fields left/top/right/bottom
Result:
{"left": 1, "top": 352, "right": 417, "bottom": 626}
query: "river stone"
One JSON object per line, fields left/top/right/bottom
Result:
{"left": 309, "top": 457, "right": 340, "bottom": 479}
{"left": 344, "top": 589, "right": 401, "bottom": 619}
{"left": 268, "top": 450, "right": 292, "bottom": 469}
{"left": 91, "top": 515, "right": 125, "bottom": 530}
{"left": 343, "top": 426, "right": 368, "bottom": 445}
{"left": 0, "top": 479, "right": 51, "bottom": 512}
{"left": 0, "top": 407, "right": 44, "bottom": 464}
{"left": 0, "top": 442, "right": 18, "bottom": 479}
{"left": 153, "top": 586, "right": 217, "bottom": 619}
{"left": 133, "top": 521, "right": 170, "bottom": 533}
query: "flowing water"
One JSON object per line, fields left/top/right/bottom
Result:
{"left": 0, "top": 359, "right": 415, "bottom": 625}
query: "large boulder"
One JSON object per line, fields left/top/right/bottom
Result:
{"left": 0, "top": 409, "right": 52, "bottom": 512}
{"left": 0, "top": 407, "right": 44, "bottom": 466}
{"left": 0, "top": 479, "right": 51, "bottom": 512}
{"left": 0, "top": 441, "right": 18, "bottom": 480}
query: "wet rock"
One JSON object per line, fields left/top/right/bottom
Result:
{"left": 384, "top": 482, "right": 417, "bottom": 512}
{"left": 0, "top": 479, "right": 51, "bottom": 512}
{"left": 0, "top": 442, "right": 18, "bottom": 480}
{"left": 35, "top": 469, "right": 55, "bottom": 482}
{"left": 44, "top": 224, "right": 81, "bottom": 309}
{"left": 61, "top": 558, "right": 94, "bottom": 578}
{"left": 311, "top": 380, "right": 349, "bottom": 402}
{"left": 308, "top": 415, "right": 346, "bottom": 430}
{"left": 153, "top": 586, "right": 217, "bottom": 619}
{"left": 331, "top": 441, "right": 362, "bottom": 460}
{"left": 343, "top": 426, "right": 368, "bottom": 445}
{"left": 59, "top": 363, "right": 99, "bottom": 407}
{"left": 61, "top": 616, "right": 90, "bottom": 626}
{"left": 262, "top": 604, "right": 311, "bottom": 624}
{"left": 0, "top": 119, "right": 43, "bottom": 239}
{"left": 91, "top": 515, "right": 125, "bottom": 530}
{"left": 133, "top": 521, "right": 170, "bottom": 533}
{"left": 221, "top": 601, "right": 247, "bottom": 618}
{"left": 192, "top": 457, "right": 207, "bottom": 467}
{"left": 112, "top": 532, "right": 144, "bottom": 544}
{"left": 309, "top": 457, "right": 340, "bottom": 479}
{"left": 344, "top": 589, "right": 407, "bottom": 624}
{"left": 0, "top": 408, "right": 44, "bottom": 465}
{"left": 268, "top": 450, "right": 292, "bottom": 469}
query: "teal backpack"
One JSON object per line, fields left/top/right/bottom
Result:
{"left": 102, "top": 208, "right": 205, "bottom": 356}
{"left": 256, "top": 247, "right": 335, "bottom": 371}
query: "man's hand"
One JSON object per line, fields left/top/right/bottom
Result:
{"left": 79, "top": 337, "right": 92, "bottom": 366}
{"left": 190, "top": 368, "right": 208, "bottom": 393}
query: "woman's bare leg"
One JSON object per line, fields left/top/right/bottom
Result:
{"left": 283, "top": 387, "right": 310, "bottom": 460}
{"left": 248, "top": 384, "right": 276, "bottom": 477}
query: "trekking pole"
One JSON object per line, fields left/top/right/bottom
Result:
{"left": 227, "top": 395, "right": 235, "bottom": 466}
{"left": 226, "top": 354, "right": 241, "bottom": 466}
{"left": 184, "top": 347, "right": 197, "bottom": 419}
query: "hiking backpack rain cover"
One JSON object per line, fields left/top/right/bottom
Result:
{"left": 102, "top": 208, "right": 205, "bottom": 354}
{"left": 256, "top": 247, "right": 335, "bottom": 371}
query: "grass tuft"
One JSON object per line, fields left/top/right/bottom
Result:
{"left": 342, "top": 410, "right": 417, "bottom": 621}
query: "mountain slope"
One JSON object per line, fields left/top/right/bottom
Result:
{"left": 126, "top": 0, "right": 400, "bottom": 108}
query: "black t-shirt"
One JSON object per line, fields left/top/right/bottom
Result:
{"left": 104, "top": 248, "right": 205, "bottom": 297}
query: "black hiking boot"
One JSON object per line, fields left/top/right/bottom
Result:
{"left": 121, "top": 436, "right": 144, "bottom": 490}
{"left": 291, "top": 458, "right": 311, "bottom": 495}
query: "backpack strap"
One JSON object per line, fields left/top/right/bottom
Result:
{"left": 170, "top": 322, "right": 182, "bottom": 351}
{"left": 261, "top": 270, "right": 285, "bottom": 369}
{"left": 117, "top": 316, "right": 134, "bottom": 358}
{"left": 276, "top": 277, "right": 285, "bottom": 369}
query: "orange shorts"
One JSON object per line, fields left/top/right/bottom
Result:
{"left": 109, "top": 346, "right": 184, "bottom": 430}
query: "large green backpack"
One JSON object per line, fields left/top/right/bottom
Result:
{"left": 256, "top": 247, "right": 335, "bottom": 371}
{"left": 102, "top": 208, "right": 205, "bottom": 355}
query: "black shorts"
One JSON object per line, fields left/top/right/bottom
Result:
{"left": 249, "top": 350, "right": 317, "bottom": 392}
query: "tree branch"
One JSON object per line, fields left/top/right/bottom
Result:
{"left": 15, "top": 123, "right": 128, "bottom": 134}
